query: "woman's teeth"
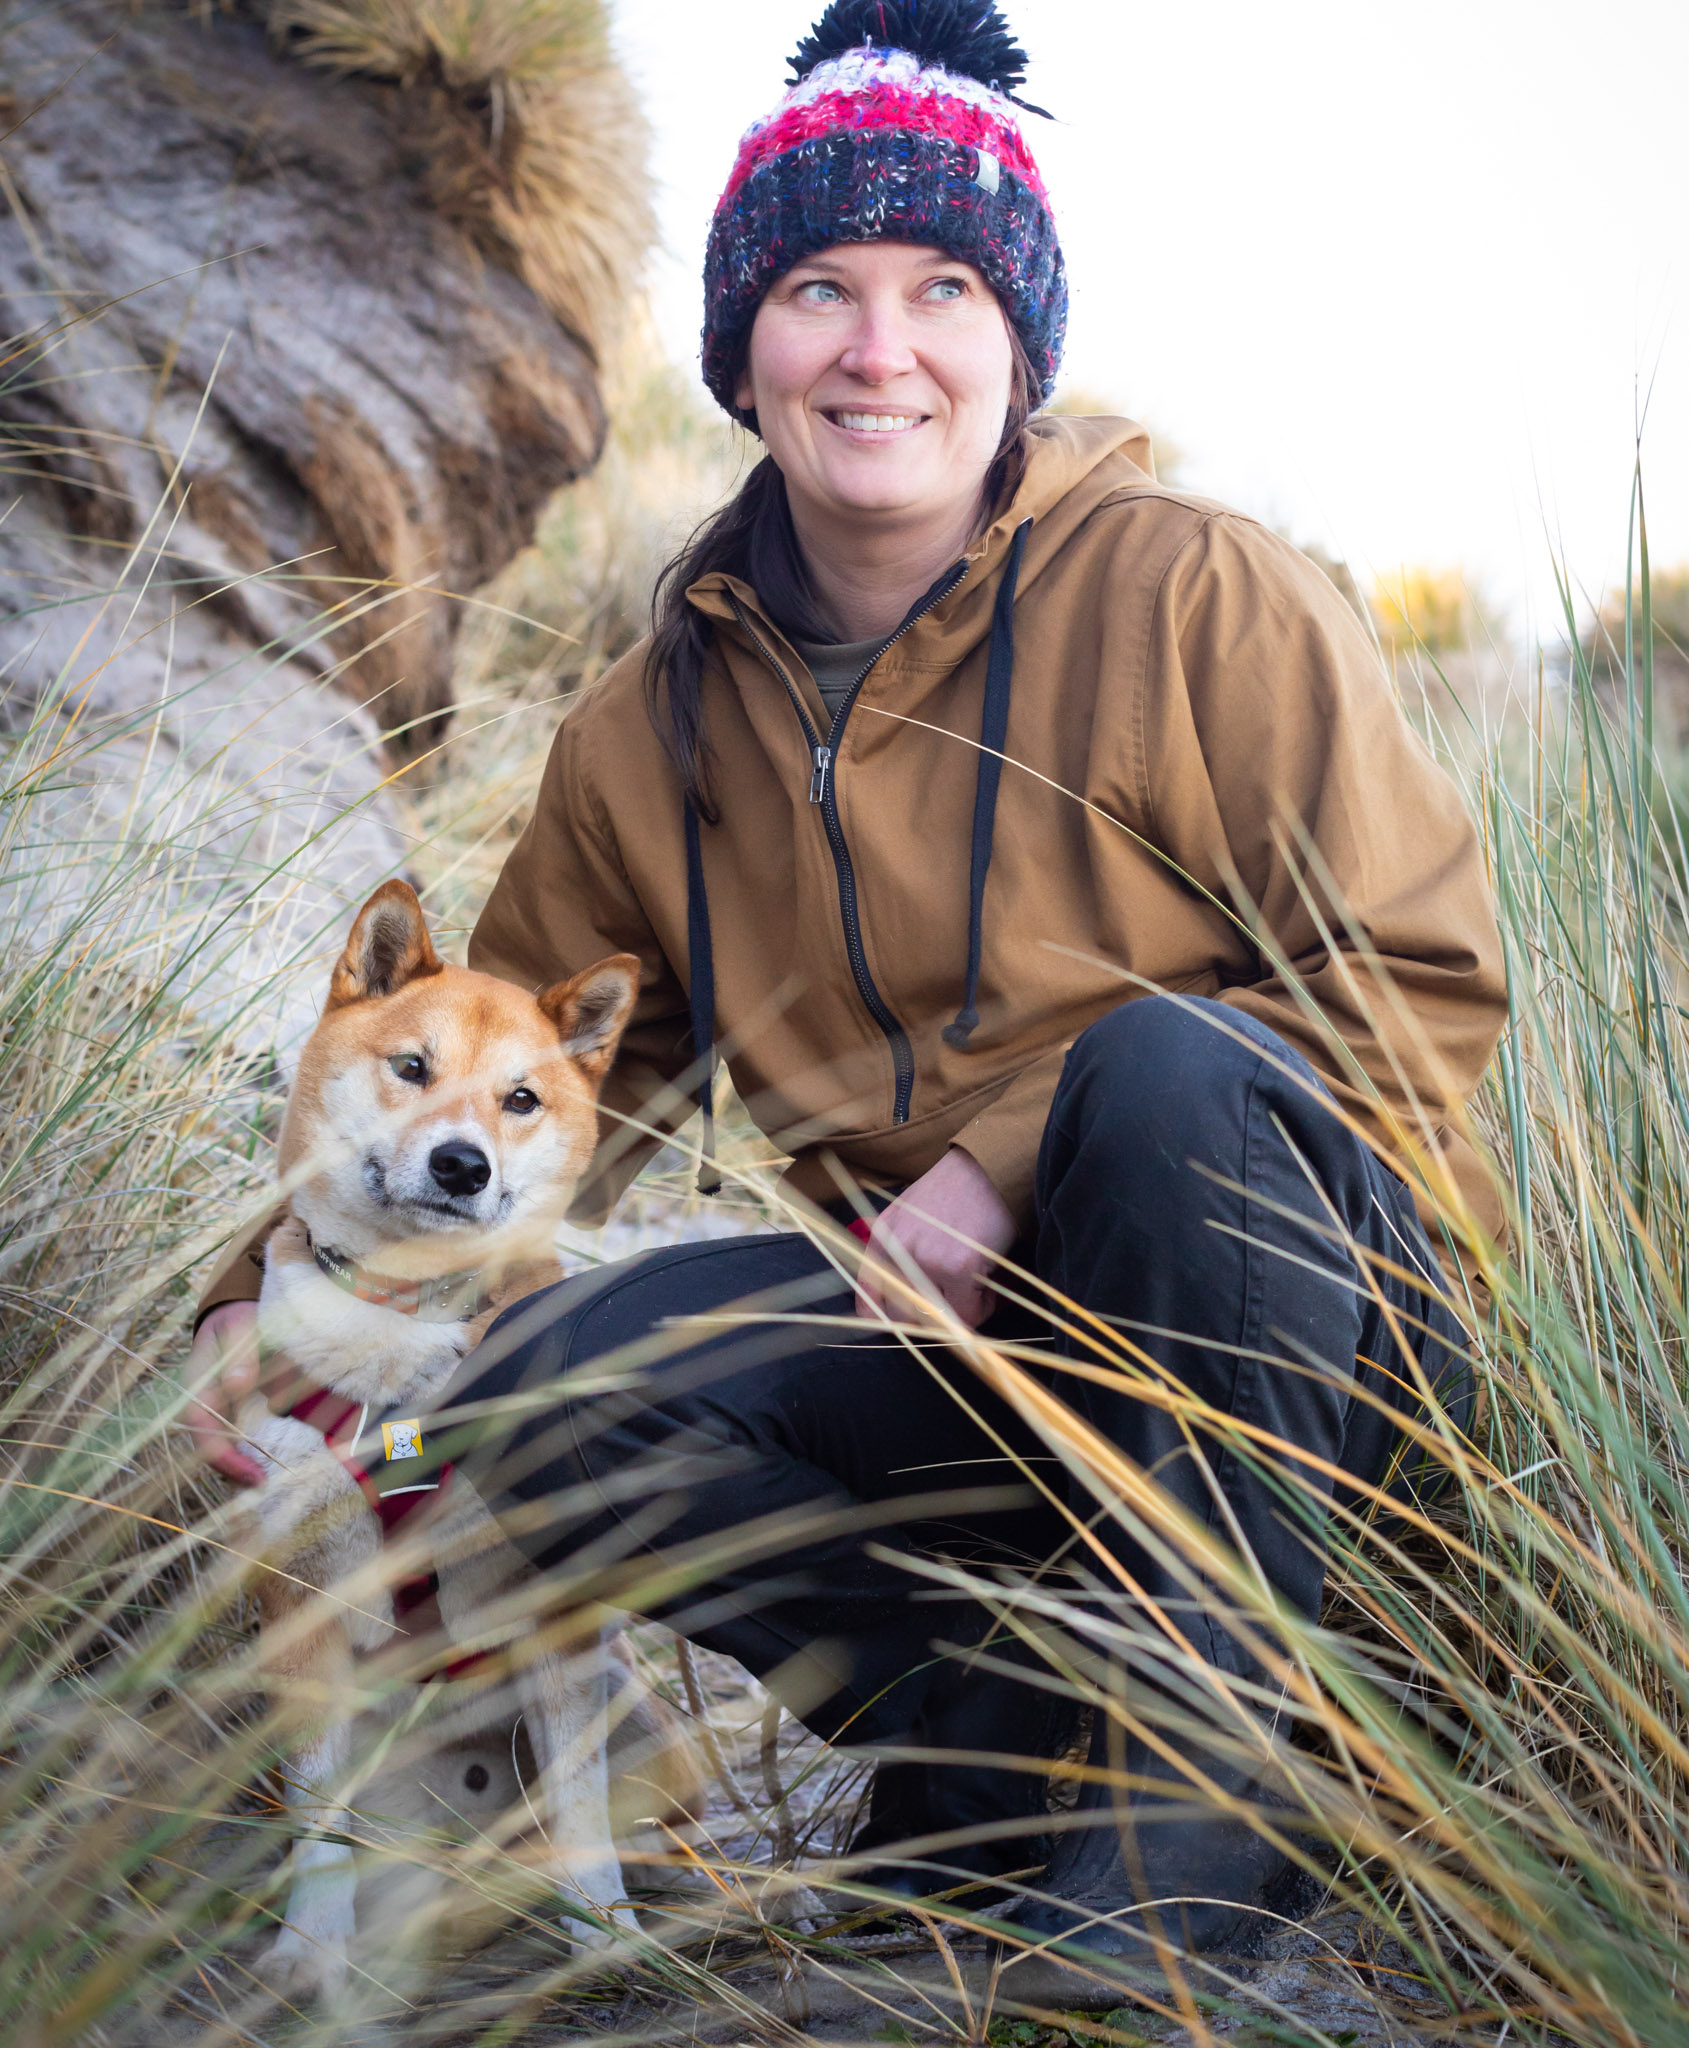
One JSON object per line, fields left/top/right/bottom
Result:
{"left": 833, "top": 412, "right": 921, "bottom": 433}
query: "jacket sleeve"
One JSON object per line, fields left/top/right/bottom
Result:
{"left": 192, "top": 1199, "right": 287, "bottom": 1329}
{"left": 953, "top": 514, "right": 1505, "bottom": 1228}
{"left": 950, "top": 1049, "right": 1070, "bottom": 1225}
{"left": 1143, "top": 514, "right": 1505, "bottom": 1192}
{"left": 468, "top": 699, "right": 699, "bottom": 1223}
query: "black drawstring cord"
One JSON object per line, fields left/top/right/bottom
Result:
{"left": 683, "top": 793, "right": 722, "bottom": 1195}
{"left": 944, "top": 517, "right": 1032, "bottom": 1049}
{"left": 683, "top": 515, "right": 1030, "bottom": 1178}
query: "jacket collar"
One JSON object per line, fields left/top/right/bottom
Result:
{"left": 685, "top": 414, "right": 1157, "bottom": 659}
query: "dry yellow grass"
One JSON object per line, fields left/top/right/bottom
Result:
{"left": 260, "top": 0, "right": 654, "bottom": 356}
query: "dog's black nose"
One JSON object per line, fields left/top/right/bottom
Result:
{"left": 429, "top": 1140, "right": 491, "bottom": 1197}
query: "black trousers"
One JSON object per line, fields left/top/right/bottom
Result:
{"left": 448, "top": 997, "right": 1470, "bottom": 1750}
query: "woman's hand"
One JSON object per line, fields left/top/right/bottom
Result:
{"left": 181, "top": 1300, "right": 267, "bottom": 1487}
{"left": 854, "top": 1146, "right": 1016, "bottom": 1330}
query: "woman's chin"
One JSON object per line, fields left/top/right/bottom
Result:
{"left": 804, "top": 462, "right": 948, "bottom": 522}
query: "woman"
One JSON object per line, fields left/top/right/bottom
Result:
{"left": 190, "top": 0, "right": 1505, "bottom": 1991}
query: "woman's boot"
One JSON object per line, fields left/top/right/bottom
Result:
{"left": 988, "top": 1697, "right": 1316, "bottom": 2006}
{"left": 841, "top": 1638, "right": 1072, "bottom": 1913}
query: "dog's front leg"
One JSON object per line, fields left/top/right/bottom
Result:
{"left": 432, "top": 1490, "right": 637, "bottom": 1951}
{"left": 521, "top": 1631, "right": 641, "bottom": 1950}
{"left": 260, "top": 1593, "right": 361, "bottom": 2000}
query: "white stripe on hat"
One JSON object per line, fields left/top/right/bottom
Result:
{"left": 740, "top": 46, "right": 1019, "bottom": 144}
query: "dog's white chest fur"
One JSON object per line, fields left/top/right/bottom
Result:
{"left": 259, "top": 1243, "right": 469, "bottom": 1408}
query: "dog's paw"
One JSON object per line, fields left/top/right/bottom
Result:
{"left": 262, "top": 1923, "right": 350, "bottom": 2003}
{"left": 558, "top": 1898, "right": 641, "bottom": 1955}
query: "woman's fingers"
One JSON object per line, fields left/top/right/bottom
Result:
{"left": 853, "top": 1147, "right": 1014, "bottom": 1330}
{"left": 855, "top": 1214, "right": 996, "bottom": 1329}
{"left": 182, "top": 1301, "right": 267, "bottom": 1487}
{"left": 929, "top": 1240, "right": 998, "bottom": 1328}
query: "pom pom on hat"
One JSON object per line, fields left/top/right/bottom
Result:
{"left": 701, "top": 0, "right": 1066, "bottom": 420}
{"left": 788, "top": 1, "right": 1034, "bottom": 103}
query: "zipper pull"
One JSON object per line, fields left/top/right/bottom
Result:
{"left": 809, "top": 744, "right": 831, "bottom": 804}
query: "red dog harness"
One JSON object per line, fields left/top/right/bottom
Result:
{"left": 286, "top": 1386, "right": 500, "bottom": 1683}
{"left": 282, "top": 1234, "right": 495, "bottom": 1678}
{"left": 286, "top": 1230, "right": 480, "bottom": 1536}
{"left": 287, "top": 1386, "right": 449, "bottom": 1531}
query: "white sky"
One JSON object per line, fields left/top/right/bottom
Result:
{"left": 613, "top": 0, "right": 1687, "bottom": 640}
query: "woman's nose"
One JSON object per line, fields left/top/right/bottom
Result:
{"left": 836, "top": 309, "right": 918, "bottom": 384}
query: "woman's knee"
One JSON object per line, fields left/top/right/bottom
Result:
{"left": 1051, "top": 996, "right": 1292, "bottom": 1153}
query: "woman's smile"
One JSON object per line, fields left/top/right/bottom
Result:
{"left": 822, "top": 408, "right": 929, "bottom": 437}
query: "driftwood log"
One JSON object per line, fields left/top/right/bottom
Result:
{"left": 0, "top": 0, "right": 631, "bottom": 1049}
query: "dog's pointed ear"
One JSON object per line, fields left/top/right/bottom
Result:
{"left": 538, "top": 954, "right": 641, "bottom": 1086}
{"left": 327, "top": 881, "right": 443, "bottom": 1009}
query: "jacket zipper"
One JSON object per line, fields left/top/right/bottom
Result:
{"left": 729, "top": 563, "right": 968, "bottom": 1124}
{"left": 807, "top": 559, "right": 969, "bottom": 808}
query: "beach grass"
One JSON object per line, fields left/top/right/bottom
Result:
{"left": 5, "top": 401, "right": 1689, "bottom": 2044}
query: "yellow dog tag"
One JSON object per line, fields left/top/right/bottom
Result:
{"left": 381, "top": 1418, "right": 423, "bottom": 1462}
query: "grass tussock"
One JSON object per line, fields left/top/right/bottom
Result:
{"left": 7, "top": 336, "right": 1689, "bottom": 2041}
{"left": 259, "top": 0, "right": 654, "bottom": 356}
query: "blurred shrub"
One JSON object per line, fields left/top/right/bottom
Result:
{"left": 1589, "top": 563, "right": 1689, "bottom": 671}
{"left": 1371, "top": 564, "right": 1501, "bottom": 655}
{"left": 1047, "top": 384, "right": 1186, "bottom": 483}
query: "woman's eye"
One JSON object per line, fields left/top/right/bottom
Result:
{"left": 388, "top": 1054, "right": 428, "bottom": 1086}
{"left": 922, "top": 278, "right": 966, "bottom": 301}
{"left": 504, "top": 1087, "right": 541, "bottom": 1116}
{"left": 796, "top": 280, "right": 843, "bottom": 304}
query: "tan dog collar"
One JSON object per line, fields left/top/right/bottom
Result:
{"left": 307, "top": 1230, "right": 489, "bottom": 1322}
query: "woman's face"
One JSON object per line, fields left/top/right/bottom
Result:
{"left": 735, "top": 241, "right": 1014, "bottom": 538}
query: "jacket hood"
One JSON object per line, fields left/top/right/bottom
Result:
{"left": 686, "top": 414, "right": 1157, "bottom": 655}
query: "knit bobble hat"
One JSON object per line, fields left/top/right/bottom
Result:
{"left": 701, "top": 1, "right": 1067, "bottom": 422}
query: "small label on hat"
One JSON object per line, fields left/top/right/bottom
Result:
{"left": 974, "top": 148, "right": 1000, "bottom": 195}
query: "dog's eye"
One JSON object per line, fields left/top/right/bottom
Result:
{"left": 388, "top": 1054, "right": 428, "bottom": 1086}
{"left": 503, "top": 1086, "right": 541, "bottom": 1116}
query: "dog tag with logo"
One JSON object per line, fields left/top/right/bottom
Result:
{"left": 381, "top": 1418, "right": 424, "bottom": 1462}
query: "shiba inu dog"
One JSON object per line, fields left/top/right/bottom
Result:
{"left": 233, "top": 879, "right": 697, "bottom": 1999}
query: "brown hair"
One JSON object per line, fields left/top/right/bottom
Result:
{"left": 645, "top": 320, "right": 1040, "bottom": 819}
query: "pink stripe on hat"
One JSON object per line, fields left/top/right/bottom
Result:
{"left": 720, "top": 81, "right": 1045, "bottom": 209}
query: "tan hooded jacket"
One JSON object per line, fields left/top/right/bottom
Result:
{"left": 198, "top": 416, "right": 1505, "bottom": 1321}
